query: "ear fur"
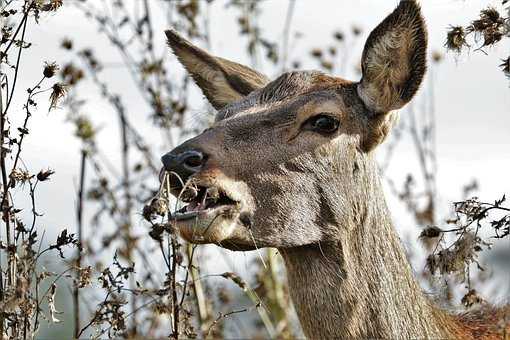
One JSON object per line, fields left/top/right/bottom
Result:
{"left": 165, "top": 29, "right": 269, "bottom": 110}
{"left": 357, "top": 0, "right": 427, "bottom": 114}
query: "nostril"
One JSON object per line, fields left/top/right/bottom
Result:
{"left": 183, "top": 151, "right": 204, "bottom": 169}
{"left": 183, "top": 153, "right": 203, "bottom": 169}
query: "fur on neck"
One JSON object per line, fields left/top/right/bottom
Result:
{"left": 279, "top": 175, "right": 460, "bottom": 339}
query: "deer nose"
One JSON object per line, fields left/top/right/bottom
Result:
{"left": 161, "top": 150, "right": 206, "bottom": 176}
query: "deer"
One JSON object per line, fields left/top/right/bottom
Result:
{"left": 160, "top": 1, "right": 509, "bottom": 338}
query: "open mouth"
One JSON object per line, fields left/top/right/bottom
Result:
{"left": 171, "top": 185, "right": 238, "bottom": 221}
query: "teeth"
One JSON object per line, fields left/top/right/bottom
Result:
{"left": 181, "top": 187, "right": 198, "bottom": 202}
{"left": 178, "top": 185, "right": 236, "bottom": 214}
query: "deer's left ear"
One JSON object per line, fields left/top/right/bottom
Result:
{"left": 357, "top": 0, "right": 427, "bottom": 114}
{"left": 165, "top": 29, "right": 269, "bottom": 110}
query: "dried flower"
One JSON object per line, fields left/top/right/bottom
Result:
{"left": 461, "top": 289, "right": 483, "bottom": 308}
{"left": 61, "top": 38, "right": 73, "bottom": 50}
{"left": 419, "top": 226, "right": 442, "bottom": 238}
{"left": 74, "top": 116, "right": 95, "bottom": 142}
{"left": 432, "top": 51, "right": 443, "bottom": 63}
{"left": 43, "top": 62, "right": 58, "bottom": 78}
{"left": 49, "top": 83, "right": 67, "bottom": 111}
{"left": 426, "top": 232, "right": 478, "bottom": 278}
{"left": 39, "top": 0, "right": 63, "bottom": 12}
{"left": 150, "top": 197, "right": 168, "bottom": 216}
{"left": 333, "top": 31, "right": 344, "bottom": 41}
{"left": 470, "top": 7, "right": 505, "bottom": 48}
{"left": 221, "top": 272, "right": 247, "bottom": 291}
{"left": 352, "top": 25, "right": 362, "bottom": 36}
{"left": 47, "top": 283, "right": 62, "bottom": 323}
{"left": 321, "top": 60, "right": 333, "bottom": 71}
{"left": 61, "top": 63, "right": 84, "bottom": 85}
{"left": 9, "top": 169, "right": 31, "bottom": 186}
{"left": 310, "top": 48, "right": 323, "bottom": 58}
{"left": 446, "top": 26, "right": 468, "bottom": 53}
{"left": 76, "top": 266, "right": 92, "bottom": 288}
{"left": 37, "top": 168, "right": 55, "bottom": 181}
{"left": 148, "top": 223, "right": 172, "bottom": 241}
{"left": 143, "top": 197, "right": 169, "bottom": 222}
{"left": 471, "top": 7, "right": 503, "bottom": 32}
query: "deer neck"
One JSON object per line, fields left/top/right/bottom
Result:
{"left": 279, "top": 165, "right": 458, "bottom": 339}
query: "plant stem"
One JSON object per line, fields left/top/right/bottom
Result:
{"left": 74, "top": 150, "right": 87, "bottom": 339}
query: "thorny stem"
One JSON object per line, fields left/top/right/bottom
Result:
{"left": 116, "top": 95, "right": 138, "bottom": 336}
{"left": 74, "top": 150, "right": 87, "bottom": 339}
{"left": 206, "top": 308, "right": 249, "bottom": 338}
{"left": 186, "top": 244, "right": 210, "bottom": 336}
{"left": 0, "top": 1, "right": 33, "bottom": 297}
{"left": 2, "top": 0, "right": 31, "bottom": 117}
{"left": 165, "top": 176, "right": 180, "bottom": 338}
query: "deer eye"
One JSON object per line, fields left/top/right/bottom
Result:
{"left": 303, "top": 114, "right": 340, "bottom": 134}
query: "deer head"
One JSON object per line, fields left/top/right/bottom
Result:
{"left": 162, "top": 0, "right": 427, "bottom": 252}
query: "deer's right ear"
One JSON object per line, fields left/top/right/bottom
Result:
{"left": 357, "top": 0, "right": 427, "bottom": 114}
{"left": 165, "top": 29, "right": 269, "bottom": 110}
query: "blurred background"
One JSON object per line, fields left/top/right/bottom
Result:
{"left": 0, "top": 0, "right": 509, "bottom": 338}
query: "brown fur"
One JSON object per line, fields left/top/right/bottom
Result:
{"left": 163, "top": 1, "right": 509, "bottom": 338}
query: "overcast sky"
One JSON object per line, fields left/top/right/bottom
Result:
{"left": 4, "top": 0, "right": 509, "bottom": 311}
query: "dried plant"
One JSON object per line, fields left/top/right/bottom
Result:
{"left": 446, "top": 2, "right": 510, "bottom": 83}
{"left": 0, "top": 0, "right": 508, "bottom": 339}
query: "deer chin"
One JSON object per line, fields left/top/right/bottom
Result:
{"left": 173, "top": 204, "right": 241, "bottom": 244}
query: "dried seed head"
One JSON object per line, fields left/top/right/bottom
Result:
{"left": 143, "top": 197, "right": 169, "bottom": 222}
{"left": 419, "top": 226, "right": 442, "bottom": 238}
{"left": 321, "top": 60, "right": 333, "bottom": 71}
{"left": 142, "top": 204, "right": 155, "bottom": 222}
{"left": 446, "top": 26, "right": 468, "bottom": 53}
{"left": 432, "top": 51, "right": 443, "bottom": 63}
{"left": 61, "top": 38, "right": 73, "bottom": 50}
{"left": 37, "top": 168, "right": 55, "bottom": 181}
{"left": 461, "top": 289, "right": 483, "bottom": 308}
{"left": 9, "top": 169, "right": 31, "bottom": 185}
{"left": 221, "top": 272, "right": 247, "bottom": 291}
{"left": 470, "top": 7, "right": 505, "bottom": 48}
{"left": 333, "top": 31, "right": 344, "bottom": 41}
{"left": 481, "top": 28, "right": 503, "bottom": 47}
{"left": 39, "top": 0, "right": 64, "bottom": 12}
{"left": 76, "top": 266, "right": 92, "bottom": 288}
{"left": 49, "top": 83, "right": 67, "bottom": 111}
{"left": 74, "top": 116, "right": 95, "bottom": 141}
{"left": 310, "top": 48, "right": 323, "bottom": 58}
{"left": 352, "top": 25, "right": 362, "bottom": 36}
{"left": 150, "top": 197, "right": 168, "bottom": 216}
{"left": 47, "top": 283, "right": 61, "bottom": 323}
{"left": 472, "top": 7, "right": 503, "bottom": 32}
{"left": 149, "top": 223, "right": 165, "bottom": 241}
{"left": 43, "top": 62, "right": 58, "bottom": 78}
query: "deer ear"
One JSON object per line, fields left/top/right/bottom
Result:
{"left": 357, "top": 0, "right": 427, "bottom": 114}
{"left": 165, "top": 29, "right": 269, "bottom": 110}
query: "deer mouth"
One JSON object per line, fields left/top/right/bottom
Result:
{"left": 171, "top": 185, "right": 242, "bottom": 243}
